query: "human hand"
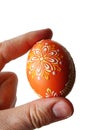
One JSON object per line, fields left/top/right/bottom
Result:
{"left": 0, "top": 29, "right": 74, "bottom": 130}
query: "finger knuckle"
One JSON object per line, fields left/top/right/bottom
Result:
{"left": 25, "top": 103, "right": 52, "bottom": 129}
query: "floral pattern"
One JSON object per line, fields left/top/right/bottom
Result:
{"left": 27, "top": 40, "right": 63, "bottom": 80}
{"left": 45, "top": 88, "right": 58, "bottom": 97}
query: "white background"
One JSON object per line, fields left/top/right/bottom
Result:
{"left": 0, "top": 0, "right": 87, "bottom": 129}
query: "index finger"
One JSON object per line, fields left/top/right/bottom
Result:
{"left": 0, "top": 28, "right": 52, "bottom": 70}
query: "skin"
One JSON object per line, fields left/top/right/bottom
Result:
{"left": 0, "top": 29, "right": 74, "bottom": 130}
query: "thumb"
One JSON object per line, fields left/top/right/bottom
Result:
{"left": 0, "top": 98, "right": 74, "bottom": 130}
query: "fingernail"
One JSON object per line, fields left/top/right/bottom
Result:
{"left": 52, "top": 100, "right": 73, "bottom": 120}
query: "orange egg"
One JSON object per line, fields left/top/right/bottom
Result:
{"left": 26, "top": 39, "right": 75, "bottom": 97}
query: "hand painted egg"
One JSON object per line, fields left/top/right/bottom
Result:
{"left": 26, "top": 39, "right": 75, "bottom": 97}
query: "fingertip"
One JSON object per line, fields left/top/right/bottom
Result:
{"left": 44, "top": 28, "right": 53, "bottom": 39}
{"left": 32, "top": 28, "right": 53, "bottom": 42}
{"left": 52, "top": 98, "right": 74, "bottom": 120}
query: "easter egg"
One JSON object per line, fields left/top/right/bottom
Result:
{"left": 26, "top": 39, "right": 75, "bottom": 97}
